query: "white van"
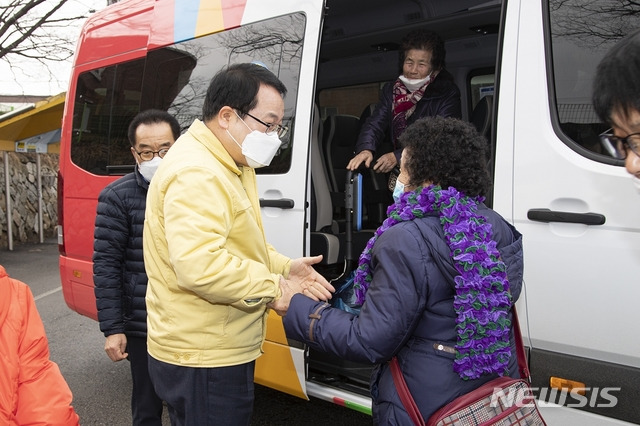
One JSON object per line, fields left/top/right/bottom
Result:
{"left": 59, "top": 0, "right": 640, "bottom": 424}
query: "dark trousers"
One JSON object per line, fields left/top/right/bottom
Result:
{"left": 127, "top": 336, "right": 164, "bottom": 426}
{"left": 148, "top": 356, "right": 255, "bottom": 426}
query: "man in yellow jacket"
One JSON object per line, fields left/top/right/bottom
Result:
{"left": 143, "top": 63, "right": 334, "bottom": 425}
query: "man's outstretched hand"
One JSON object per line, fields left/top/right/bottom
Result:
{"left": 268, "top": 256, "right": 334, "bottom": 316}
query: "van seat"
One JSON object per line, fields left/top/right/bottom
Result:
{"left": 310, "top": 105, "right": 340, "bottom": 264}
{"left": 323, "top": 114, "right": 362, "bottom": 195}
{"left": 321, "top": 109, "right": 392, "bottom": 228}
{"left": 359, "top": 103, "right": 376, "bottom": 124}
{"left": 471, "top": 95, "right": 493, "bottom": 160}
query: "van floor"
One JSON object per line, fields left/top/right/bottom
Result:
{"left": 308, "top": 348, "right": 374, "bottom": 397}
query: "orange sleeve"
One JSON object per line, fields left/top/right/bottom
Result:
{"left": 15, "top": 284, "right": 80, "bottom": 426}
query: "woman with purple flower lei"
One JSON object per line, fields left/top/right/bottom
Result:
{"left": 281, "top": 116, "right": 524, "bottom": 424}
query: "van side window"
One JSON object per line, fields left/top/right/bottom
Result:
{"left": 69, "top": 13, "right": 305, "bottom": 176}
{"left": 548, "top": 1, "right": 639, "bottom": 162}
{"left": 71, "top": 60, "right": 146, "bottom": 175}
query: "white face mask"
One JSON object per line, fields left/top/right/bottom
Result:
{"left": 399, "top": 74, "right": 431, "bottom": 92}
{"left": 632, "top": 175, "right": 640, "bottom": 194}
{"left": 228, "top": 113, "right": 282, "bottom": 168}
{"left": 138, "top": 156, "right": 162, "bottom": 182}
{"left": 392, "top": 179, "right": 405, "bottom": 203}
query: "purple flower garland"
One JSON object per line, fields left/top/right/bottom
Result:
{"left": 353, "top": 185, "right": 512, "bottom": 380}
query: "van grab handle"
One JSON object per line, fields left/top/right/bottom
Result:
{"left": 259, "top": 198, "right": 295, "bottom": 209}
{"left": 527, "top": 208, "right": 605, "bottom": 225}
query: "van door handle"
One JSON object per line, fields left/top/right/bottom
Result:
{"left": 259, "top": 198, "right": 295, "bottom": 209}
{"left": 527, "top": 208, "right": 605, "bottom": 225}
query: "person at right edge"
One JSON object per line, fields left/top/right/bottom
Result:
{"left": 281, "top": 116, "right": 524, "bottom": 423}
{"left": 346, "top": 29, "right": 462, "bottom": 175}
{"left": 593, "top": 28, "right": 640, "bottom": 192}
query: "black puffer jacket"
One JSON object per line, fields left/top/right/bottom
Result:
{"left": 93, "top": 169, "right": 148, "bottom": 338}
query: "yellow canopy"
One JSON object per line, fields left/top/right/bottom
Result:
{"left": 0, "top": 93, "right": 65, "bottom": 153}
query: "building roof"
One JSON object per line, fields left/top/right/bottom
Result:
{"left": 0, "top": 93, "right": 65, "bottom": 153}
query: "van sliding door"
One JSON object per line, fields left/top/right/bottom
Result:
{"left": 495, "top": 0, "right": 640, "bottom": 423}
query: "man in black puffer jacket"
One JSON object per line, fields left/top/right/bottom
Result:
{"left": 93, "top": 109, "right": 180, "bottom": 426}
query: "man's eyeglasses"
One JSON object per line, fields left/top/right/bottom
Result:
{"left": 136, "top": 148, "right": 170, "bottom": 161}
{"left": 600, "top": 130, "right": 640, "bottom": 160}
{"left": 245, "top": 112, "right": 288, "bottom": 138}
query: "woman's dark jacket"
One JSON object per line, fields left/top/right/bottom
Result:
{"left": 283, "top": 205, "right": 523, "bottom": 424}
{"left": 355, "top": 69, "right": 462, "bottom": 163}
{"left": 93, "top": 169, "right": 149, "bottom": 338}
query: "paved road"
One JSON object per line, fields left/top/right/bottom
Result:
{"left": 0, "top": 239, "right": 372, "bottom": 425}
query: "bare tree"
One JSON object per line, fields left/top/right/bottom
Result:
{"left": 0, "top": 0, "right": 101, "bottom": 90}
{"left": 550, "top": 0, "right": 640, "bottom": 47}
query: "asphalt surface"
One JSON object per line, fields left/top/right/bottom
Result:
{"left": 0, "top": 238, "right": 372, "bottom": 425}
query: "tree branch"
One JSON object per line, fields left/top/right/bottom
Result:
{"left": 0, "top": 0, "right": 68, "bottom": 60}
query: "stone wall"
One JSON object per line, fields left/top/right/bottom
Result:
{"left": 0, "top": 152, "right": 58, "bottom": 248}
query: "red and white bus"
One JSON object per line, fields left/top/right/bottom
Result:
{"left": 58, "top": 0, "right": 640, "bottom": 423}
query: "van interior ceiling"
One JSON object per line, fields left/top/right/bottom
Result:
{"left": 317, "top": 0, "right": 501, "bottom": 95}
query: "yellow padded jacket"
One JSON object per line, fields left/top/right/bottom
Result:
{"left": 144, "top": 119, "right": 291, "bottom": 368}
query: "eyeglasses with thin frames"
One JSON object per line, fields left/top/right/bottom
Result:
{"left": 135, "top": 148, "right": 170, "bottom": 161}
{"left": 245, "top": 112, "right": 288, "bottom": 138}
{"left": 599, "top": 130, "right": 640, "bottom": 160}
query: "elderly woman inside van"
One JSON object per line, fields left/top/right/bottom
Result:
{"left": 280, "top": 116, "right": 524, "bottom": 423}
{"left": 346, "top": 29, "right": 461, "bottom": 175}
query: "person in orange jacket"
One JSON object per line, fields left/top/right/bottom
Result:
{"left": 0, "top": 265, "right": 80, "bottom": 425}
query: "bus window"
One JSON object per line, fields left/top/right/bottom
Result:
{"left": 71, "top": 59, "right": 145, "bottom": 176}
{"left": 549, "top": 0, "right": 639, "bottom": 160}
{"left": 147, "top": 13, "right": 305, "bottom": 175}
{"left": 140, "top": 47, "right": 198, "bottom": 128}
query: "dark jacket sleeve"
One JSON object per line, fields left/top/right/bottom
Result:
{"left": 354, "top": 82, "right": 393, "bottom": 156}
{"left": 430, "top": 75, "right": 462, "bottom": 119}
{"left": 283, "top": 224, "right": 430, "bottom": 364}
{"left": 93, "top": 184, "right": 129, "bottom": 336}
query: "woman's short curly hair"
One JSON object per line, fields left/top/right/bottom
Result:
{"left": 399, "top": 116, "right": 491, "bottom": 197}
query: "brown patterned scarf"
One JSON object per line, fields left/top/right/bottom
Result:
{"left": 391, "top": 71, "right": 438, "bottom": 148}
